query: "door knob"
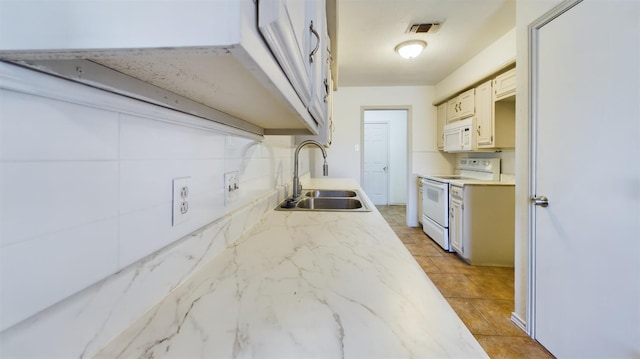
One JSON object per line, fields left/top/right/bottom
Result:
{"left": 383, "top": 166, "right": 388, "bottom": 172}
{"left": 531, "top": 195, "right": 549, "bottom": 207}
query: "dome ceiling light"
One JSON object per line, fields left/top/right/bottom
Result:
{"left": 394, "top": 40, "right": 427, "bottom": 59}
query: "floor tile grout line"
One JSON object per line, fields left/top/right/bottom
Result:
{"left": 378, "top": 205, "right": 553, "bottom": 359}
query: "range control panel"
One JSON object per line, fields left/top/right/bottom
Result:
{"left": 458, "top": 158, "right": 500, "bottom": 173}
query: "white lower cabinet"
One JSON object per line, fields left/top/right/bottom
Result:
{"left": 418, "top": 178, "right": 424, "bottom": 225}
{"left": 449, "top": 185, "right": 464, "bottom": 254}
{"left": 449, "top": 184, "right": 515, "bottom": 266}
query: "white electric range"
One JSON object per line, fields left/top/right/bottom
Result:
{"left": 419, "top": 158, "right": 501, "bottom": 252}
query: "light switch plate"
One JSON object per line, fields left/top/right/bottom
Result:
{"left": 224, "top": 171, "right": 239, "bottom": 205}
{"left": 172, "top": 177, "right": 191, "bottom": 226}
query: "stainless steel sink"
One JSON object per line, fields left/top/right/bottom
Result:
{"left": 297, "top": 198, "right": 363, "bottom": 210}
{"left": 276, "top": 189, "right": 371, "bottom": 212}
{"left": 304, "top": 190, "right": 357, "bottom": 198}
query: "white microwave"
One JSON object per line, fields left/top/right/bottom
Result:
{"left": 443, "top": 117, "right": 477, "bottom": 152}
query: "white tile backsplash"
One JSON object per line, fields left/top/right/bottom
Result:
{"left": 118, "top": 159, "right": 225, "bottom": 214}
{"left": 0, "top": 89, "right": 119, "bottom": 161}
{"left": 119, "top": 113, "right": 226, "bottom": 160}
{"left": 0, "top": 161, "right": 119, "bottom": 247}
{"left": 412, "top": 150, "right": 457, "bottom": 175}
{"left": 225, "top": 136, "right": 261, "bottom": 160}
{"left": 499, "top": 150, "right": 516, "bottom": 175}
{"left": 117, "top": 204, "right": 171, "bottom": 266}
{"left": 0, "top": 64, "right": 298, "bottom": 349}
{"left": 0, "top": 190, "right": 285, "bottom": 359}
{"left": 0, "top": 217, "right": 119, "bottom": 330}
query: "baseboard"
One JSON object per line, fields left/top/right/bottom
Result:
{"left": 511, "top": 312, "right": 527, "bottom": 334}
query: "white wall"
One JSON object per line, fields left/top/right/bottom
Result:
{"left": 514, "top": 0, "right": 565, "bottom": 330}
{"left": 435, "top": 28, "right": 516, "bottom": 104}
{"left": 329, "top": 86, "right": 455, "bottom": 226}
{"left": 0, "top": 63, "right": 304, "bottom": 356}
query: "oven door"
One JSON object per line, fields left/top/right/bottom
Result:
{"left": 421, "top": 178, "right": 449, "bottom": 227}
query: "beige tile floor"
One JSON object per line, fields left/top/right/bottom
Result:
{"left": 377, "top": 205, "right": 554, "bottom": 359}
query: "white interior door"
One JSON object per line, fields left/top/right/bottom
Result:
{"left": 363, "top": 122, "right": 389, "bottom": 205}
{"left": 532, "top": 1, "right": 640, "bottom": 357}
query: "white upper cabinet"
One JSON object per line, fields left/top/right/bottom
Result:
{"left": 259, "top": 0, "right": 329, "bottom": 128}
{"left": 446, "top": 88, "right": 475, "bottom": 123}
{"left": 437, "top": 66, "right": 516, "bottom": 152}
{"left": 475, "top": 80, "right": 494, "bottom": 147}
{"left": 493, "top": 68, "right": 516, "bottom": 101}
{"left": 476, "top": 75, "right": 515, "bottom": 149}
{"left": 258, "top": 0, "right": 314, "bottom": 109}
{"left": 436, "top": 103, "right": 447, "bottom": 150}
{"left": 307, "top": 0, "right": 330, "bottom": 126}
{"left": 296, "top": 33, "right": 333, "bottom": 147}
{"left": 0, "top": 0, "right": 333, "bottom": 136}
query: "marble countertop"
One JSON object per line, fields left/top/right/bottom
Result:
{"left": 416, "top": 174, "right": 515, "bottom": 186}
{"left": 447, "top": 179, "right": 515, "bottom": 187}
{"left": 96, "top": 178, "right": 488, "bottom": 358}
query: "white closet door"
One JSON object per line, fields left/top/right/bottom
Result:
{"left": 533, "top": 0, "right": 640, "bottom": 357}
{"left": 363, "top": 122, "right": 389, "bottom": 205}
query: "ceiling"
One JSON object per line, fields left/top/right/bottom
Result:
{"left": 336, "top": 0, "right": 515, "bottom": 87}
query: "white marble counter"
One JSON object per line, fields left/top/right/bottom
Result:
{"left": 96, "top": 178, "right": 488, "bottom": 358}
{"left": 447, "top": 179, "right": 515, "bottom": 187}
{"left": 416, "top": 174, "right": 515, "bottom": 186}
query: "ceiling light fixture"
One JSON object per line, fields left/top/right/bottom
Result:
{"left": 394, "top": 40, "right": 427, "bottom": 59}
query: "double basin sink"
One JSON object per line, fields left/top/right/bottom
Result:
{"left": 276, "top": 189, "right": 371, "bottom": 212}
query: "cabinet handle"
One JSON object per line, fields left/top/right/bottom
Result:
{"left": 323, "top": 78, "right": 329, "bottom": 103}
{"left": 477, "top": 125, "right": 481, "bottom": 136}
{"left": 309, "top": 21, "right": 320, "bottom": 64}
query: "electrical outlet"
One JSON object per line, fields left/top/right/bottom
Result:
{"left": 172, "top": 177, "right": 191, "bottom": 226}
{"left": 224, "top": 171, "right": 239, "bottom": 205}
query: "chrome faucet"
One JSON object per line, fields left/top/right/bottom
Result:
{"left": 292, "top": 140, "right": 328, "bottom": 198}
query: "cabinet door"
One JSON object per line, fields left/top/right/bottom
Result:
{"left": 457, "top": 88, "right": 475, "bottom": 119}
{"left": 308, "top": 0, "right": 328, "bottom": 126}
{"left": 449, "top": 197, "right": 464, "bottom": 254}
{"left": 476, "top": 80, "right": 494, "bottom": 147}
{"left": 436, "top": 103, "right": 447, "bottom": 150}
{"left": 259, "top": 0, "right": 313, "bottom": 107}
{"left": 447, "top": 97, "right": 460, "bottom": 123}
{"left": 418, "top": 181, "right": 423, "bottom": 225}
{"left": 493, "top": 68, "right": 516, "bottom": 101}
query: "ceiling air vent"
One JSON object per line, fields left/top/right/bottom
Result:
{"left": 407, "top": 23, "right": 441, "bottom": 34}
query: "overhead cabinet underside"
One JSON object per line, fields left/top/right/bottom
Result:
{"left": 0, "top": 0, "right": 329, "bottom": 137}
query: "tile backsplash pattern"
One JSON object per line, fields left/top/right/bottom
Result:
{"left": 0, "top": 63, "right": 303, "bottom": 355}
{"left": 1, "top": 187, "right": 286, "bottom": 358}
